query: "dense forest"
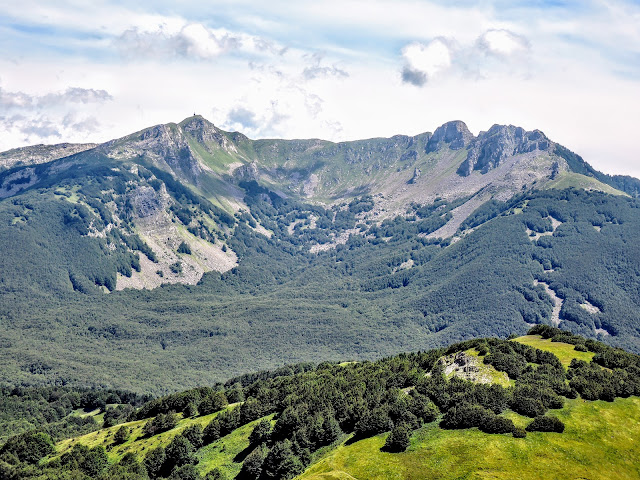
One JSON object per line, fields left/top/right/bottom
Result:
{"left": 1, "top": 151, "right": 640, "bottom": 393}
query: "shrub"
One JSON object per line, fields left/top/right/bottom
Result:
{"left": 512, "top": 427, "right": 527, "bottom": 438}
{"left": 526, "top": 415, "right": 565, "bottom": 433}
{"left": 479, "top": 415, "right": 515, "bottom": 435}
{"left": 383, "top": 424, "right": 410, "bottom": 452}
{"left": 177, "top": 241, "right": 192, "bottom": 254}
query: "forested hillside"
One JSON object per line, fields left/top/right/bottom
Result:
{"left": 1, "top": 328, "right": 639, "bottom": 479}
{"left": 1, "top": 117, "right": 640, "bottom": 393}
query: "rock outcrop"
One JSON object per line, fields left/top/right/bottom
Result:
{"left": 425, "top": 121, "right": 473, "bottom": 153}
{"left": 0, "top": 143, "right": 96, "bottom": 169}
{"left": 457, "top": 125, "right": 551, "bottom": 176}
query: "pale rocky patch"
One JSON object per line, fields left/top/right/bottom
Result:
{"left": 534, "top": 279, "right": 563, "bottom": 326}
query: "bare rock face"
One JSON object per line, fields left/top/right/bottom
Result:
{"left": 129, "top": 186, "right": 164, "bottom": 218}
{"left": 102, "top": 124, "right": 205, "bottom": 183}
{"left": 458, "top": 125, "right": 551, "bottom": 176}
{"left": 181, "top": 115, "right": 242, "bottom": 155}
{"left": 233, "top": 162, "right": 259, "bottom": 181}
{"left": 0, "top": 143, "right": 97, "bottom": 169}
{"left": 426, "top": 120, "right": 473, "bottom": 153}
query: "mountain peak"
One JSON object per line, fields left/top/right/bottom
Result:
{"left": 457, "top": 124, "right": 552, "bottom": 176}
{"left": 179, "top": 114, "right": 215, "bottom": 131}
{"left": 426, "top": 120, "right": 473, "bottom": 153}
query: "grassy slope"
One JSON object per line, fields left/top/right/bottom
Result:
{"left": 49, "top": 335, "right": 639, "bottom": 479}
{"left": 55, "top": 406, "right": 238, "bottom": 463}
{"left": 546, "top": 172, "right": 626, "bottom": 196}
{"left": 53, "top": 406, "right": 272, "bottom": 479}
{"left": 298, "top": 336, "right": 639, "bottom": 480}
{"left": 300, "top": 397, "right": 640, "bottom": 480}
{"left": 196, "top": 414, "right": 275, "bottom": 478}
{"left": 514, "top": 335, "right": 595, "bottom": 367}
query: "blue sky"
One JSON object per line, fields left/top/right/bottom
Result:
{"left": 1, "top": 0, "right": 639, "bottom": 176}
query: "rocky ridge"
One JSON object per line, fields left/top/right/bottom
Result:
{"left": 0, "top": 143, "right": 97, "bottom": 169}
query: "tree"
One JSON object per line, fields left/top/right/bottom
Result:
{"left": 440, "top": 403, "right": 490, "bottom": 430}
{"left": 169, "top": 464, "right": 199, "bottom": 480}
{"left": 262, "top": 440, "right": 303, "bottom": 479}
{"left": 165, "top": 436, "right": 196, "bottom": 469}
{"left": 118, "top": 452, "right": 145, "bottom": 474}
{"left": 143, "top": 412, "right": 179, "bottom": 436}
{"left": 272, "top": 407, "right": 301, "bottom": 441}
{"left": 248, "top": 419, "right": 272, "bottom": 446}
{"left": 383, "top": 424, "right": 410, "bottom": 452}
{"left": 182, "top": 424, "right": 204, "bottom": 449}
{"left": 177, "top": 241, "right": 192, "bottom": 254}
{"left": 239, "top": 445, "right": 267, "bottom": 479}
{"left": 81, "top": 446, "right": 108, "bottom": 477}
{"left": 198, "top": 392, "right": 228, "bottom": 415}
{"left": 205, "top": 468, "right": 228, "bottom": 479}
{"left": 114, "top": 426, "right": 130, "bottom": 444}
{"left": 321, "top": 415, "right": 342, "bottom": 445}
{"left": 408, "top": 393, "right": 439, "bottom": 423}
{"left": 354, "top": 407, "right": 393, "bottom": 438}
{"left": 203, "top": 418, "right": 221, "bottom": 445}
{"left": 144, "top": 447, "right": 166, "bottom": 479}
{"left": 183, "top": 402, "right": 198, "bottom": 418}
{"left": 0, "top": 431, "right": 55, "bottom": 464}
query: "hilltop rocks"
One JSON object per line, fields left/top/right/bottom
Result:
{"left": 181, "top": 115, "right": 241, "bottom": 154}
{"left": 458, "top": 125, "right": 551, "bottom": 176}
{"left": 102, "top": 124, "right": 205, "bottom": 183}
{"left": 426, "top": 121, "right": 473, "bottom": 153}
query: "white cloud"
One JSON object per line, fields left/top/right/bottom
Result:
{"left": 478, "top": 29, "right": 529, "bottom": 57}
{"left": 0, "top": 87, "right": 112, "bottom": 110}
{"left": 401, "top": 40, "right": 453, "bottom": 86}
{"left": 0, "top": 1, "right": 639, "bottom": 178}
{"left": 116, "top": 23, "right": 230, "bottom": 60}
{"left": 302, "top": 53, "right": 349, "bottom": 80}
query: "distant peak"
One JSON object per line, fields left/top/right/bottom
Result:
{"left": 179, "top": 115, "right": 215, "bottom": 130}
{"left": 426, "top": 120, "right": 473, "bottom": 153}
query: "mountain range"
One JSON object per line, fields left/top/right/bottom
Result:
{"left": 1, "top": 116, "right": 640, "bottom": 393}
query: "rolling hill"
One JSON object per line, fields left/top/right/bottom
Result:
{"left": 1, "top": 327, "right": 639, "bottom": 479}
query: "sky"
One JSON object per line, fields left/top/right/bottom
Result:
{"left": 0, "top": 0, "right": 639, "bottom": 176}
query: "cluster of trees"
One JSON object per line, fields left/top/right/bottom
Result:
{"left": 0, "top": 386, "right": 146, "bottom": 443}
{"left": 2, "top": 330, "right": 640, "bottom": 479}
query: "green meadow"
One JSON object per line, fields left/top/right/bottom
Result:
{"left": 299, "top": 397, "right": 640, "bottom": 480}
